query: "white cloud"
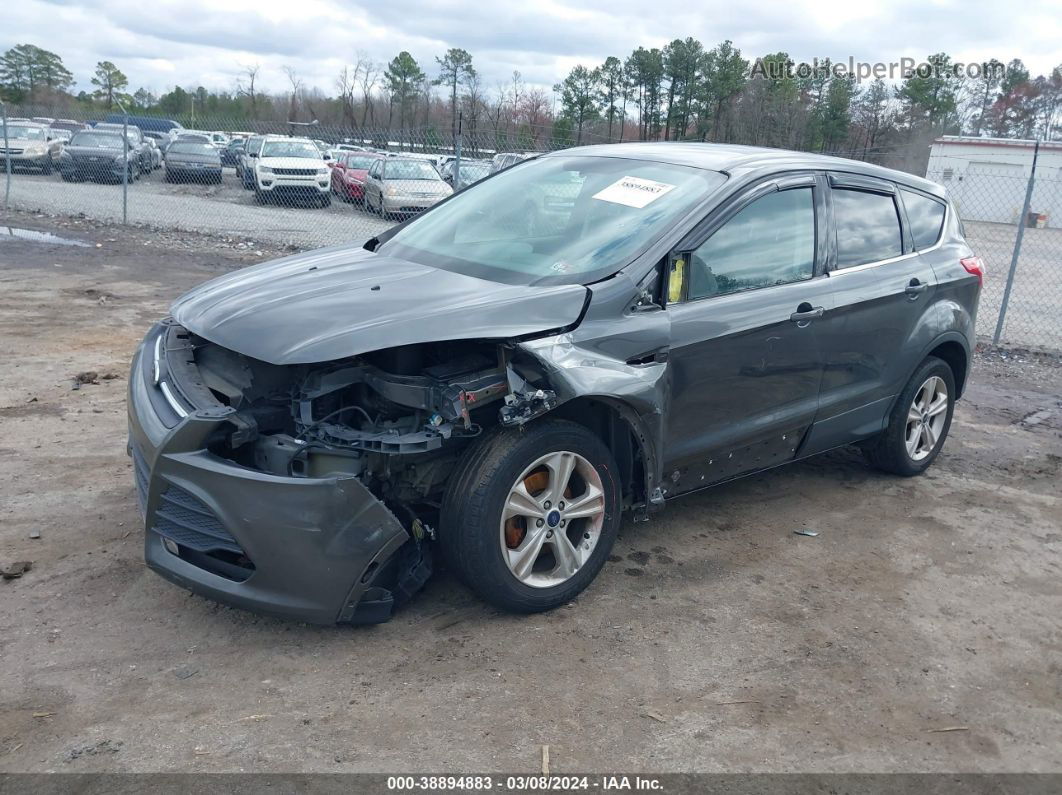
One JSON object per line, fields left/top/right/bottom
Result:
{"left": 3, "top": 0, "right": 1059, "bottom": 98}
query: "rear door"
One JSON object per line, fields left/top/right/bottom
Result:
{"left": 662, "top": 174, "right": 832, "bottom": 492}
{"left": 803, "top": 173, "right": 939, "bottom": 453}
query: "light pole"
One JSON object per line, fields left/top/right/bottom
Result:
{"left": 1, "top": 101, "right": 10, "bottom": 208}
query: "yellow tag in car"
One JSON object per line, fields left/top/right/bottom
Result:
{"left": 668, "top": 258, "right": 686, "bottom": 304}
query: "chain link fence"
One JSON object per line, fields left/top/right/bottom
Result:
{"left": 926, "top": 146, "right": 1062, "bottom": 350}
{"left": 3, "top": 106, "right": 1062, "bottom": 350}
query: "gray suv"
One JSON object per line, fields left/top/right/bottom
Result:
{"left": 127, "top": 143, "right": 981, "bottom": 625}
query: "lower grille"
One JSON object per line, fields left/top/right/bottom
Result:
{"left": 273, "top": 167, "right": 316, "bottom": 176}
{"left": 153, "top": 483, "right": 255, "bottom": 582}
{"left": 155, "top": 484, "right": 243, "bottom": 555}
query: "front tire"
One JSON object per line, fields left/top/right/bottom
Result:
{"left": 440, "top": 420, "right": 621, "bottom": 613}
{"left": 864, "top": 356, "right": 955, "bottom": 476}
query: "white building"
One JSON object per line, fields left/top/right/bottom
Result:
{"left": 926, "top": 136, "right": 1062, "bottom": 228}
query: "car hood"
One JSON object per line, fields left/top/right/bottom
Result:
{"left": 65, "top": 145, "right": 123, "bottom": 159}
{"left": 170, "top": 246, "right": 589, "bottom": 365}
{"left": 258, "top": 156, "right": 326, "bottom": 169}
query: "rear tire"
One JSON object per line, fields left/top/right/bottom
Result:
{"left": 863, "top": 356, "right": 955, "bottom": 476}
{"left": 440, "top": 420, "right": 622, "bottom": 613}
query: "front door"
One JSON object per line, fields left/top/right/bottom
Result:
{"left": 663, "top": 178, "right": 831, "bottom": 494}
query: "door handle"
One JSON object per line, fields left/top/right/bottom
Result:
{"left": 905, "top": 278, "right": 928, "bottom": 298}
{"left": 790, "top": 303, "right": 825, "bottom": 324}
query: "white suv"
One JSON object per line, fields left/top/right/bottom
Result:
{"left": 252, "top": 137, "right": 332, "bottom": 207}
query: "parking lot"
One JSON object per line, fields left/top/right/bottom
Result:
{"left": 5, "top": 167, "right": 390, "bottom": 248}
{"left": 6, "top": 165, "right": 1062, "bottom": 349}
{"left": 0, "top": 209, "right": 1060, "bottom": 773}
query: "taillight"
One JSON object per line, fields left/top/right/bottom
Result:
{"left": 960, "top": 256, "right": 985, "bottom": 287}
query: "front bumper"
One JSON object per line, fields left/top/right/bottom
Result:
{"left": 127, "top": 323, "right": 412, "bottom": 624}
{"left": 382, "top": 194, "right": 445, "bottom": 214}
{"left": 60, "top": 159, "right": 125, "bottom": 180}
{"left": 167, "top": 165, "right": 222, "bottom": 181}
{"left": 2, "top": 151, "right": 50, "bottom": 169}
{"left": 256, "top": 175, "right": 330, "bottom": 194}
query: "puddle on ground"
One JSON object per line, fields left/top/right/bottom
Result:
{"left": 0, "top": 226, "right": 90, "bottom": 247}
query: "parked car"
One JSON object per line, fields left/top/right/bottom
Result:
{"left": 251, "top": 137, "right": 332, "bottom": 207}
{"left": 489, "top": 151, "right": 535, "bottom": 173}
{"left": 31, "top": 116, "right": 55, "bottom": 125}
{"left": 57, "top": 130, "right": 140, "bottom": 183}
{"left": 363, "top": 157, "right": 452, "bottom": 217}
{"left": 207, "top": 131, "right": 230, "bottom": 149}
{"left": 219, "top": 137, "right": 246, "bottom": 167}
{"left": 93, "top": 123, "right": 152, "bottom": 175}
{"left": 128, "top": 142, "right": 981, "bottom": 625}
{"left": 144, "top": 137, "right": 163, "bottom": 169}
{"left": 164, "top": 140, "right": 223, "bottom": 184}
{"left": 0, "top": 123, "right": 63, "bottom": 173}
{"left": 237, "top": 134, "right": 266, "bottom": 188}
{"left": 103, "top": 113, "right": 181, "bottom": 134}
{"left": 49, "top": 119, "right": 88, "bottom": 134}
{"left": 173, "top": 131, "right": 213, "bottom": 145}
{"left": 330, "top": 151, "right": 383, "bottom": 202}
{"left": 333, "top": 143, "right": 366, "bottom": 153}
{"left": 440, "top": 159, "right": 491, "bottom": 190}
{"left": 142, "top": 130, "right": 169, "bottom": 150}
{"left": 48, "top": 128, "right": 73, "bottom": 145}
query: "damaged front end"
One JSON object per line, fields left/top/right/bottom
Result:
{"left": 130, "top": 318, "right": 637, "bottom": 624}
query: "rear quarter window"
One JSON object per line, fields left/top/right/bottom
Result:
{"left": 901, "top": 189, "right": 947, "bottom": 250}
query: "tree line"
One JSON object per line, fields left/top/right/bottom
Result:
{"left": 2, "top": 41, "right": 1060, "bottom": 173}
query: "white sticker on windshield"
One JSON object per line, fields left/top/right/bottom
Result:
{"left": 592, "top": 176, "right": 676, "bottom": 208}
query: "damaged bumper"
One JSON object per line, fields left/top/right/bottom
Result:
{"left": 127, "top": 334, "right": 414, "bottom": 625}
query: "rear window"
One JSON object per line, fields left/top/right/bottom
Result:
{"left": 833, "top": 188, "right": 902, "bottom": 268}
{"left": 901, "top": 189, "right": 946, "bottom": 250}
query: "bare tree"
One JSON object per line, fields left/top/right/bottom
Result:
{"left": 282, "top": 65, "right": 302, "bottom": 121}
{"left": 520, "top": 88, "right": 551, "bottom": 147}
{"left": 461, "top": 70, "right": 485, "bottom": 153}
{"left": 235, "top": 62, "right": 260, "bottom": 118}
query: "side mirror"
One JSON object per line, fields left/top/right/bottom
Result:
{"left": 249, "top": 152, "right": 258, "bottom": 158}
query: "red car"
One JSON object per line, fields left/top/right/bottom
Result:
{"left": 331, "top": 152, "right": 383, "bottom": 203}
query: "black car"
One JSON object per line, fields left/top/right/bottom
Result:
{"left": 93, "top": 123, "right": 152, "bottom": 175}
{"left": 58, "top": 131, "right": 140, "bottom": 183}
{"left": 220, "top": 138, "right": 246, "bottom": 167}
{"left": 164, "top": 141, "right": 223, "bottom": 184}
{"left": 128, "top": 143, "right": 982, "bottom": 625}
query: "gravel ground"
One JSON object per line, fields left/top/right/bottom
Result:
{"left": 4, "top": 167, "right": 390, "bottom": 249}
{"left": 6, "top": 167, "right": 1062, "bottom": 350}
{"left": 0, "top": 209, "right": 1060, "bottom": 774}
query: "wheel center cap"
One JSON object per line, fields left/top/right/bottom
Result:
{"left": 546, "top": 510, "right": 561, "bottom": 528}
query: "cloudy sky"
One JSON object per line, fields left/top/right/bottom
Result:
{"left": 5, "top": 0, "right": 1061, "bottom": 97}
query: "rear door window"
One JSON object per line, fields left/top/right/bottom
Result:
{"left": 901, "top": 189, "right": 946, "bottom": 250}
{"left": 832, "top": 188, "right": 903, "bottom": 268}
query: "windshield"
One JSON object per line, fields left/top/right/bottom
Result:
{"left": 261, "top": 140, "right": 320, "bottom": 159}
{"left": 386, "top": 160, "right": 440, "bottom": 180}
{"left": 346, "top": 156, "right": 377, "bottom": 169}
{"left": 457, "top": 164, "right": 490, "bottom": 180}
{"left": 169, "top": 142, "right": 216, "bottom": 155}
{"left": 70, "top": 132, "right": 123, "bottom": 149}
{"left": 6, "top": 126, "right": 47, "bottom": 141}
{"left": 381, "top": 155, "right": 726, "bottom": 285}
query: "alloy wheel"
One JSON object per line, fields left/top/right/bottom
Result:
{"left": 499, "top": 451, "right": 606, "bottom": 588}
{"left": 905, "top": 375, "right": 948, "bottom": 461}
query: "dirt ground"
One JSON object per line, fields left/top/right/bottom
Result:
{"left": 0, "top": 208, "right": 1060, "bottom": 774}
